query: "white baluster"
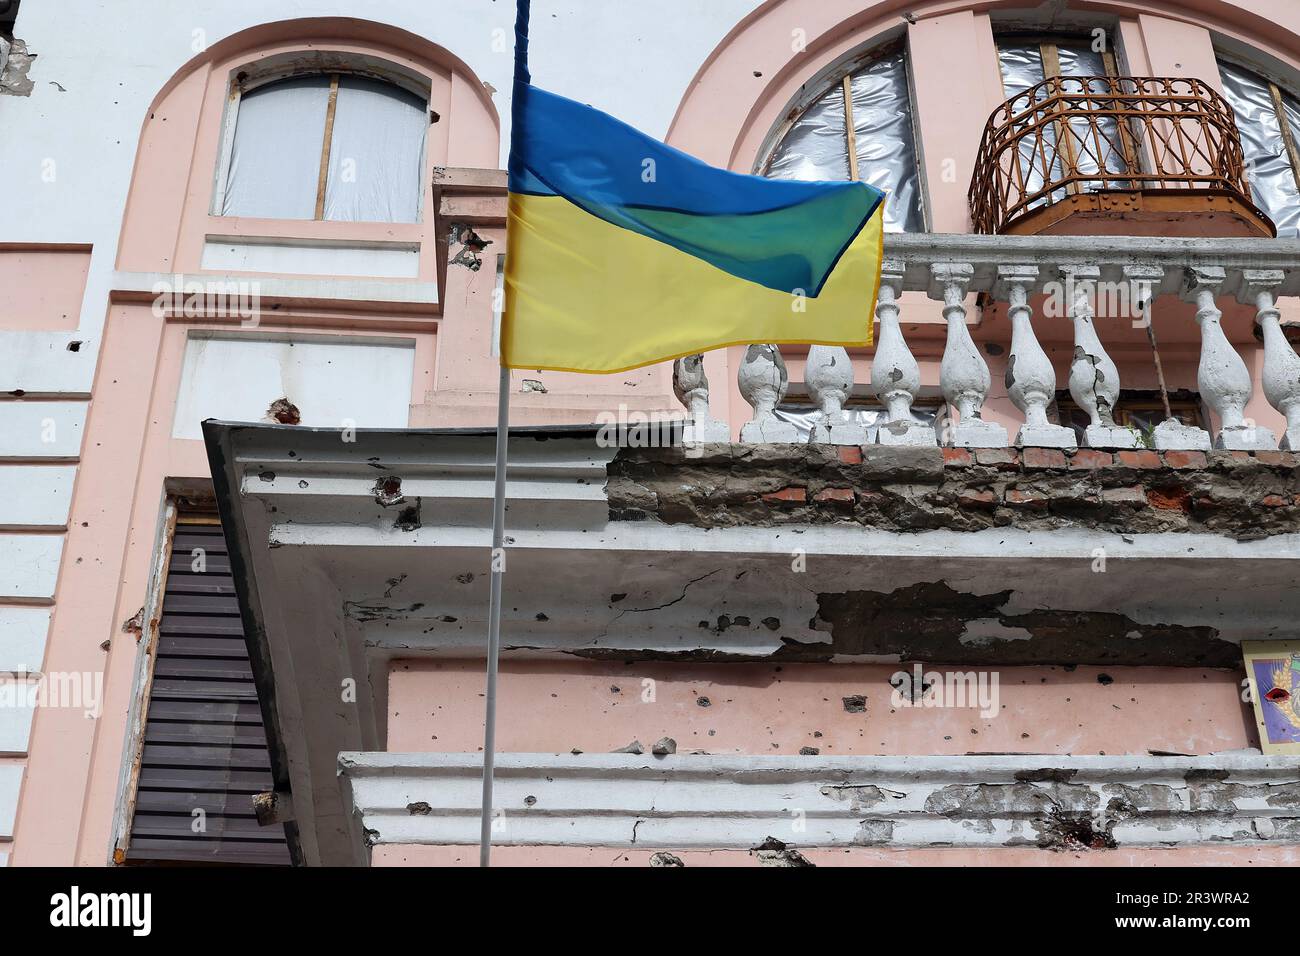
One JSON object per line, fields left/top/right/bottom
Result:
{"left": 738, "top": 344, "right": 798, "bottom": 443}
{"left": 872, "top": 266, "right": 935, "bottom": 445}
{"left": 673, "top": 354, "right": 730, "bottom": 443}
{"left": 1060, "top": 265, "right": 1140, "bottom": 448}
{"left": 1239, "top": 270, "right": 1300, "bottom": 451}
{"left": 806, "top": 345, "right": 867, "bottom": 445}
{"left": 1181, "top": 266, "right": 1275, "bottom": 450}
{"left": 998, "top": 264, "right": 1075, "bottom": 448}
{"left": 930, "top": 262, "right": 1007, "bottom": 448}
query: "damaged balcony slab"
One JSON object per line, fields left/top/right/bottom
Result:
{"left": 608, "top": 443, "right": 1300, "bottom": 539}
{"left": 206, "top": 422, "right": 1300, "bottom": 865}
{"left": 338, "top": 752, "right": 1300, "bottom": 860}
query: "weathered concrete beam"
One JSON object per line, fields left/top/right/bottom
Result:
{"left": 339, "top": 752, "right": 1300, "bottom": 855}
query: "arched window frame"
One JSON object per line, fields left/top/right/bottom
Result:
{"left": 1214, "top": 50, "right": 1300, "bottom": 200}
{"left": 756, "top": 36, "right": 927, "bottom": 233}
{"left": 210, "top": 51, "right": 434, "bottom": 222}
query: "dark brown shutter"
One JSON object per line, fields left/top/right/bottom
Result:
{"left": 126, "top": 519, "right": 290, "bottom": 865}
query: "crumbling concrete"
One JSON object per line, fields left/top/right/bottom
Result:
{"left": 608, "top": 444, "right": 1300, "bottom": 540}
{"left": 0, "top": 38, "right": 35, "bottom": 97}
{"left": 802, "top": 581, "right": 1236, "bottom": 668}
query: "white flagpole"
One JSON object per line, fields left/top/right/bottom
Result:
{"left": 479, "top": 362, "right": 511, "bottom": 866}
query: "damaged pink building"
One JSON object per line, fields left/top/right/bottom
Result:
{"left": 1, "top": 0, "right": 1299, "bottom": 867}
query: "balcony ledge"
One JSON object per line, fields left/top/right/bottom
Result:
{"left": 338, "top": 751, "right": 1300, "bottom": 858}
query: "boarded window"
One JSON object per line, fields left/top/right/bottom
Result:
{"left": 221, "top": 73, "right": 429, "bottom": 223}
{"left": 124, "top": 518, "right": 289, "bottom": 865}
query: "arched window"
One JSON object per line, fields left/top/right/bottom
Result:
{"left": 762, "top": 45, "right": 924, "bottom": 232}
{"left": 1216, "top": 57, "right": 1300, "bottom": 237}
{"left": 218, "top": 72, "right": 429, "bottom": 223}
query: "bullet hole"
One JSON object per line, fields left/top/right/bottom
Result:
{"left": 394, "top": 504, "right": 420, "bottom": 531}
{"left": 696, "top": 696, "right": 712, "bottom": 708}
{"left": 523, "top": 795, "right": 537, "bottom": 807}
{"left": 799, "top": 746, "right": 820, "bottom": 756}
{"left": 456, "top": 572, "right": 474, "bottom": 584}
{"left": 406, "top": 801, "right": 432, "bottom": 815}
{"left": 66, "top": 341, "right": 82, "bottom": 352}
{"left": 1097, "top": 673, "right": 1114, "bottom": 685}
{"left": 258, "top": 471, "right": 275, "bottom": 482}
{"left": 650, "top": 852, "right": 684, "bottom": 867}
{"left": 842, "top": 695, "right": 867, "bottom": 713}
{"left": 753, "top": 70, "right": 763, "bottom": 77}
{"left": 373, "top": 476, "right": 404, "bottom": 507}
{"left": 298, "top": 479, "right": 308, "bottom": 489}
{"left": 266, "top": 397, "right": 301, "bottom": 425}
{"left": 610, "top": 593, "right": 627, "bottom": 603}
{"left": 535, "top": 612, "right": 549, "bottom": 621}
{"left": 610, "top": 685, "right": 621, "bottom": 694}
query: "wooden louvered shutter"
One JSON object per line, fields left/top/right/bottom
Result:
{"left": 125, "top": 517, "right": 290, "bottom": 865}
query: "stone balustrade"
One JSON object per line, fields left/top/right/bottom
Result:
{"left": 673, "top": 233, "right": 1300, "bottom": 452}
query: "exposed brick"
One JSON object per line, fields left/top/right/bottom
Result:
{"left": 1116, "top": 450, "right": 1161, "bottom": 470}
{"left": 1068, "top": 449, "right": 1112, "bottom": 470}
{"left": 942, "top": 448, "right": 973, "bottom": 467}
{"left": 1005, "top": 488, "right": 1048, "bottom": 510}
{"left": 1103, "top": 486, "right": 1147, "bottom": 505}
{"left": 814, "top": 487, "right": 855, "bottom": 506}
{"left": 1255, "top": 451, "right": 1285, "bottom": 466}
{"left": 975, "top": 448, "right": 1019, "bottom": 469}
{"left": 1022, "top": 447, "right": 1067, "bottom": 469}
{"left": 1147, "top": 486, "right": 1191, "bottom": 512}
{"left": 837, "top": 446, "right": 863, "bottom": 465}
{"left": 1161, "top": 450, "right": 1207, "bottom": 470}
{"left": 761, "top": 486, "right": 806, "bottom": 505}
{"left": 1261, "top": 494, "right": 1290, "bottom": 508}
{"left": 956, "top": 488, "right": 998, "bottom": 510}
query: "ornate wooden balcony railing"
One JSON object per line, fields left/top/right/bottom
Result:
{"left": 968, "top": 75, "right": 1273, "bottom": 236}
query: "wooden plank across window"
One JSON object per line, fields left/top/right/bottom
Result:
{"left": 125, "top": 520, "right": 290, "bottom": 866}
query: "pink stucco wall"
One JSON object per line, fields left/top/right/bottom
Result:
{"left": 12, "top": 0, "right": 1300, "bottom": 867}
{"left": 387, "top": 660, "right": 1256, "bottom": 757}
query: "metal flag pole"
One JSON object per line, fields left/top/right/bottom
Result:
{"left": 478, "top": 363, "right": 510, "bottom": 867}
{"left": 479, "top": 0, "right": 530, "bottom": 869}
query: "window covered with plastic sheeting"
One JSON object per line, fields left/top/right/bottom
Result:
{"left": 764, "top": 47, "right": 924, "bottom": 233}
{"left": 1217, "top": 59, "right": 1300, "bottom": 237}
{"left": 221, "top": 73, "right": 428, "bottom": 223}
{"left": 995, "top": 38, "right": 1131, "bottom": 209}
{"left": 774, "top": 402, "right": 942, "bottom": 442}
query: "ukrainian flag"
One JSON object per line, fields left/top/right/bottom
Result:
{"left": 502, "top": 6, "right": 885, "bottom": 374}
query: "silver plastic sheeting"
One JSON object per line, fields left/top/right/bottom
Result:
{"left": 1056, "top": 45, "right": 1129, "bottom": 181}
{"left": 996, "top": 44, "right": 1060, "bottom": 209}
{"left": 995, "top": 43, "right": 1129, "bottom": 216}
{"left": 850, "top": 52, "right": 924, "bottom": 232}
{"left": 222, "top": 75, "right": 331, "bottom": 219}
{"left": 324, "top": 77, "right": 428, "bottom": 223}
{"left": 1218, "top": 59, "right": 1300, "bottom": 237}
{"left": 766, "top": 50, "right": 923, "bottom": 232}
{"left": 766, "top": 82, "right": 851, "bottom": 182}
{"left": 774, "top": 403, "right": 939, "bottom": 442}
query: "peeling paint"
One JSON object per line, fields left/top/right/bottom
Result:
{"left": 0, "top": 38, "right": 35, "bottom": 97}
{"left": 796, "top": 581, "right": 1236, "bottom": 668}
